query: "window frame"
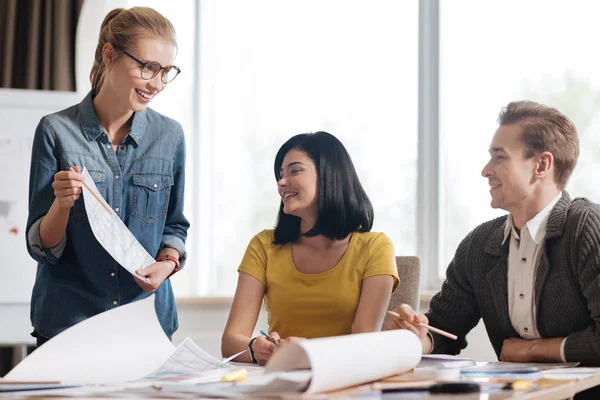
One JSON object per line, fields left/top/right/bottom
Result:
{"left": 187, "top": 0, "right": 445, "bottom": 296}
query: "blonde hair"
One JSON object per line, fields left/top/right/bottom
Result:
{"left": 89, "top": 7, "right": 177, "bottom": 93}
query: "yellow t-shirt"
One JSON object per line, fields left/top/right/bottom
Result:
{"left": 238, "top": 230, "right": 399, "bottom": 339}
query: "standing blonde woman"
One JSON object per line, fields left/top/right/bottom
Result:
{"left": 25, "top": 7, "right": 189, "bottom": 346}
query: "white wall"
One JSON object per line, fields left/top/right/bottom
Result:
{"left": 173, "top": 302, "right": 268, "bottom": 358}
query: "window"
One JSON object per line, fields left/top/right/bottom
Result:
{"left": 122, "top": 0, "right": 197, "bottom": 295}
{"left": 439, "top": 0, "right": 600, "bottom": 281}
{"left": 77, "top": 1, "right": 600, "bottom": 295}
{"left": 194, "top": 0, "right": 419, "bottom": 294}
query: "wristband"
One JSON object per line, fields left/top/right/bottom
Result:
{"left": 156, "top": 254, "right": 180, "bottom": 274}
{"left": 248, "top": 337, "right": 258, "bottom": 364}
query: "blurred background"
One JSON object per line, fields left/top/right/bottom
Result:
{"left": 2, "top": 0, "right": 599, "bottom": 372}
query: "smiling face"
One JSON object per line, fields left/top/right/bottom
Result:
{"left": 103, "top": 37, "right": 175, "bottom": 112}
{"left": 481, "top": 124, "right": 540, "bottom": 212}
{"left": 277, "top": 148, "right": 319, "bottom": 220}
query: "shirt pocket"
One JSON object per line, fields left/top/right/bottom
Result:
{"left": 131, "top": 173, "right": 173, "bottom": 224}
{"left": 89, "top": 170, "right": 105, "bottom": 195}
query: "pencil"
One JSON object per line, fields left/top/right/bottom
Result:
{"left": 260, "top": 329, "right": 279, "bottom": 345}
{"left": 70, "top": 167, "right": 112, "bottom": 214}
{"left": 387, "top": 310, "right": 458, "bottom": 341}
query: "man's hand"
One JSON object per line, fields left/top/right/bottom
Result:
{"left": 384, "top": 304, "right": 432, "bottom": 353}
{"left": 500, "top": 337, "right": 564, "bottom": 362}
{"left": 500, "top": 338, "right": 536, "bottom": 362}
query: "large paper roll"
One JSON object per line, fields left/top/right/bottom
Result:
{"left": 265, "top": 329, "right": 422, "bottom": 393}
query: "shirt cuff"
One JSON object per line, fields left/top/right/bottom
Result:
{"left": 560, "top": 337, "right": 567, "bottom": 363}
{"left": 28, "top": 217, "right": 67, "bottom": 264}
{"left": 160, "top": 235, "right": 187, "bottom": 269}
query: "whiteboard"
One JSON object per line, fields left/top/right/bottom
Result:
{"left": 0, "top": 89, "right": 82, "bottom": 303}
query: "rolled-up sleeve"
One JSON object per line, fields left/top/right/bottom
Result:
{"left": 161, "top": 128, "right": 189, "bottom": 268}
{"left": 28, "top": 217, "right": 67, "bottom": 264}
{"left": 25, "top": 118, "right": 65, "bottom": 265}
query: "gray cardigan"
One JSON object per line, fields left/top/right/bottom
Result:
{"left": 427, "top": 191, "right": 600, "bottom": 365}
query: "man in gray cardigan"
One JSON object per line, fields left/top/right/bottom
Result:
{"left": 386, "top": 100, "right": 600, "bottom": 365}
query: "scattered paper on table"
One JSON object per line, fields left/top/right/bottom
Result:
{"left": 4, "top": 295, "right": 174, "bottom": 382}
{"left": 143, "top": 337, "right": 233, "bottom": 381}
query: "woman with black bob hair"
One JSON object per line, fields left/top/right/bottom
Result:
{"left": 222, "top": 131, "right": 399, "bottom": 365}
{"left": 273, "top": 131, "right": 373, "bottom": 243}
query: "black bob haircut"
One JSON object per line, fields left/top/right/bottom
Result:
{"left": 272, "top": 131, "right": 374, "bottom": 244}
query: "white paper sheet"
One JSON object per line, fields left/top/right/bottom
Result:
{"left": 131, "top": 371, "right": 312, "bottom": 398}
{"left": 461, "top": 361, "right": 580, "bottom": 374}
{"left": 418, "top": 354, "right": 476, "bottom": 368}
{"left": 80, "top": 167, "right": 153, "bottom": 282}
{"left": 265, "top": 330, "right": 422, "bottom": 393}
{"left": 143, "top": 337, "right": 233, "bottom": 381}
{"left": 4, "top": 295, "right": 175, "bottom": 382}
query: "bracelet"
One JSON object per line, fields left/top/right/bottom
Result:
{"left": 156, "top": 254, "right": 180, "bottom": 274}
{"left": 248, "top": 337, "right": 258, "bottom": 364}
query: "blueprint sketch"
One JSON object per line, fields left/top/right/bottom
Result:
{"left": 81, "top": 168, "right": 152, "bottom": 283}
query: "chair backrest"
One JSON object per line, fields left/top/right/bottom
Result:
{"left": 388, "top": 256, "right": 421, "bottom": 312}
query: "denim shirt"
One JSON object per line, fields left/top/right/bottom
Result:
{"left": 25, "top": 91, "right": 189, "bottom": 339}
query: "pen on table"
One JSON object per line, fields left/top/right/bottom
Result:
{"left": 381, "top": 382, "right": 480, "bottom": 394}
{"left": 260, "top": 329, "right": 279, "bottom": 345}
{"left": 387, "top": 310, "right": 458, "bottom": 341}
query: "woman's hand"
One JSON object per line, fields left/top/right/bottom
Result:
{"left": 52, "top": 166, "right": 83, "bottom": 209}
{"left": 251, "top": 332, "right": 280, "bottom": 366}
{"left": 251, "top": 333, "right": 306, "bottom": 365}
{"left": 134, "top": 260, "right": 176, "bottom": 292}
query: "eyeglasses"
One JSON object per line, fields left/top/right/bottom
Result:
{"left": 119, "top": 49, "right": 181, "bottom": 84}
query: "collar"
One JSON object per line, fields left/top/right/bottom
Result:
{"left": 486, "top": 191, "right": 571, "bottom": 256}
{"left": 502, "top": 192, "right": 562, "bottom": 245}
{"left": 78, "top": 90, "right": 147, "bottom": 145}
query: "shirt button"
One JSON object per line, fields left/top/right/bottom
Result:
{"left": 120, "top": 146, "right": 126, "bottom": 150}
{"left": 153, "top": 184, "right": 158, "bottom": 188}
{"left": 115, "top": 207, "right": 120, "bottom": 212}
{"left": 107, "top": 144, "right": 111, "bottom": 149}
{"left": 115, "top": 175, "right": 120, "bottom": 180}
{"left": 524, "top": 327, "right": 529, "bottom": 332}
{"left": 521, "top": 257, "right": 527, "bottom": 264}
{"left": 519, "top": 293, "right": 525, "bottom": 299}
{"left": 111, "top": 272, "right": 115, "bottom": 277}
{"left": 113, "top": 300, "right": 118, "bottom": 305}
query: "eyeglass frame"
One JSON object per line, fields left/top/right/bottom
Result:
{"left": 115, "top": 47, "right": 181, "bottom": 84}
